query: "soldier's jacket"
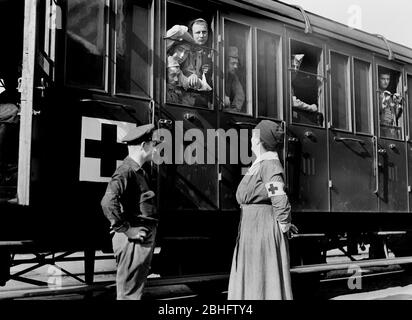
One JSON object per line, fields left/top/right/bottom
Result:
{"left": 101, "top": 157, "right": 157, "bottom": 233}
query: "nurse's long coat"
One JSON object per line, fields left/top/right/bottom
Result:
{"left": 228, "top": 152, "right": 293, "bottom": 300}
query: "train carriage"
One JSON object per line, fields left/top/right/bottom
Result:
{"left": 2, "top": 0, "right": 412, "bottom": 291}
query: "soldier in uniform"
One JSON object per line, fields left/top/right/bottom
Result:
{"left": 101, "top": 124, "right": 160, "bottom": 300}
{"left": 378, "top": 71, "right": 403, "bottom": 139}
{"left": 224, "top": 46, "right": 245, "bottom": 112}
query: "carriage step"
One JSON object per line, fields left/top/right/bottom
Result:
{"left": 291, "top": 233, "right": 326, "bottom": 239}
{"left": 290, "top": 256, "right": 412, "bottom": 274}
{"left": 374, "top": 231, "right": 407, "bottom": 236}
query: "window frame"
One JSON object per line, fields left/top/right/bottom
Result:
{"left": 404, "top": 69, "right": 412, "bottom": 141}
{"left": 163, "top": 0, "right": 216, "bottom": 111}
{"left": 113, "top": 0, "right": 154, "bottom": 100}
{"left": 325, "top": 38, "right": 375, "bottom": 136}
{"left": 329, "top": 49, "right": 352, "bottom": 133}
{"left": 64, "top": 0, "right": 110, "bottom": 93}
{"left": 221, "top": 16, "right": 253, "bottom": 116}
{"left": 286, "top": 28, "right": 326, "bottom": 129}
{"left": 254, "top": 27, "right": 283, "bottom": 121}
{"left": 375, "top": 58, "right": 406, "bottom": 141}
{"left": 352, "top": 56, "right": 374, "bottom": 136}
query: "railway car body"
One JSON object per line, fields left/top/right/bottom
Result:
{"left": 2, "top": 0, "right": 412, "bottom": 287}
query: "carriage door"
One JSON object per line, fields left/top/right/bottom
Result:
{"left": 218, "top": 14, "right": 284, "bottom": 212}
{"left": 0, "top": 1, "right": 24, "bottom": 202}
{"left": 15, "top": 0, "right": 59, "bottom": 205}
{"left": 327, "top": 45, "right": 377, "bottom": 212}
{"left": 375, "top": 60, "right": 408, "bottom": 212}
{"left": 285, "top": 29, "right": 328, "bottom": 212}
{"left": 158, "top": 1, "right": 218, "bottom": 215}
{"left": 405, "top": 69, "right": 412, "bottom": 210}
{"left": 218, "top": 16, "right": 255, "bottom": 212}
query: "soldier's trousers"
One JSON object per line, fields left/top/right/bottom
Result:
{"left": 112, "top": 225, "right": 157, "bottom": 300}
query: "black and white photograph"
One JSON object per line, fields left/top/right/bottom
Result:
{"left": 2, "top": 0, "right": 412, "bottom": 310}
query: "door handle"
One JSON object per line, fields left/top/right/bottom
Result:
{"left": 158, "top": 119, "right": 173, "bottom": 126}
{"left": 184, "top": 113, "right": 196, "bottom": 122}
{"left": 334, "top": 137, "right": 365, "bottom": 146}
{"left": 372, "top": 136, "right": 379, "bottom": 195}
{"left": 229, "top": 121, "right": 257, "bottom": 127}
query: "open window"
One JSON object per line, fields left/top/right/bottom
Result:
{"left": 290, "top": 39, "right": 324, "bottom": 127}
{"left": 223, "top": 19, "right": 252, "bottom": 115}
{"left": 256, "top": 30, "right": 282, "bottom": 119}
{"left": 377, "top": 66, "right": 404, "bottom": 140}
{"left": 165, "top": 2, "right": 214, "bottom": 109}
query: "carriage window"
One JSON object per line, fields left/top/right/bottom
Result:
{"left": 66, "top": 0, "right": 106, "bottom": 89}
{"left": 378, "top": 66, "right": 404, "bottom": 140}
{"left": 116, "top": 0, "right": 150, "bottom": 97}
{"left": 354, "top": 59, "right": 372, "bottom": 134}
{"left": 257, "top": 30, "right": 281, "bottom": 119}
{"left": 224, "top": 20, "right": 252, "bottom": 115}
{"left": 290, "top": 40, "right": 324, "bottom": 127}
{"left": 330, "top": 52, "right": 351, "bottom": 131}
{"left": 166, "top": 3, "right": 213, "bottom": 108}
{"left": 408, "top": 75, "right": 412, "bottom": 139}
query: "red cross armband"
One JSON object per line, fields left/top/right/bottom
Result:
{"left": 265, "top": 181, "right": 286, "bottom": 197}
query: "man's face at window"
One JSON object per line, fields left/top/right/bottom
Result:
{"left": 171, "top": 45, "right": 190, "bottom": 64}
{"left": 379, "top": 73, "right": 391, "bottom": 90}
{"left": 228, "top": 57, "right": 239, "bottom": 74}
{"left": 192, "top": 22, "right": 208, "bottom": 46}
{"left": 168, "top": 66, "right": 181, "bottom": 86}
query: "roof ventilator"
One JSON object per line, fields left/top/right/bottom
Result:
{"left": 375, "top": 34, "right": 394, "bottom": 61}
{"left": 291, "top": 5, "right": 312, "bottom": 34}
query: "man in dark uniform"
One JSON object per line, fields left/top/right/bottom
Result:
{"left": 378, "top": 71, "right": 403, "bottom": 139}
{"left": 224, "top": 46, "right": 245, "bottom": 112}
{"left": 101, "top": 124, "right": 159, "bottom": 300}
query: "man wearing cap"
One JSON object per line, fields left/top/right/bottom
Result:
{"left": 224, "top": 46, "right": 245, "bottom": 112}
{"left": 101, "top": 124, "right": 159, "bottom": 300}
{"left": 167, "top": 56, "right": 203, "bottom": 106}
{"left": 378, "top": 70, "right": 403, "bottom": 139}
{"left": 291, "top": 54, "right": 318, "bottom": 113}
{"left": 167, "top": 56, "right": 186, "bottom": 104}
{"left": 179, "top": 18, "right": 213, "bottom": 108}
{"left": 166, "top": 25, "right": 194, "bottom": 66}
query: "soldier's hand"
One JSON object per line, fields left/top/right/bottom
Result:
{"left": 224, "top": 95, "right": 230, "bottom": 107}
{"left": 201, "top": 64, "right": 210, "bottom": 74}
{"left": 188, "top": 74, "right": 199, "bottom": 88}
{"left": 124, "top": 226, "right": 149, "bottom": 242}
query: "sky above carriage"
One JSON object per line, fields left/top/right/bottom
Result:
{"left": 281, "top": 0, "right": 412, "bottom": 49}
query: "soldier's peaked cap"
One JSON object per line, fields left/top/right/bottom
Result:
{"left": 121, "top": 124, "right": 155, "bottom": 145}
